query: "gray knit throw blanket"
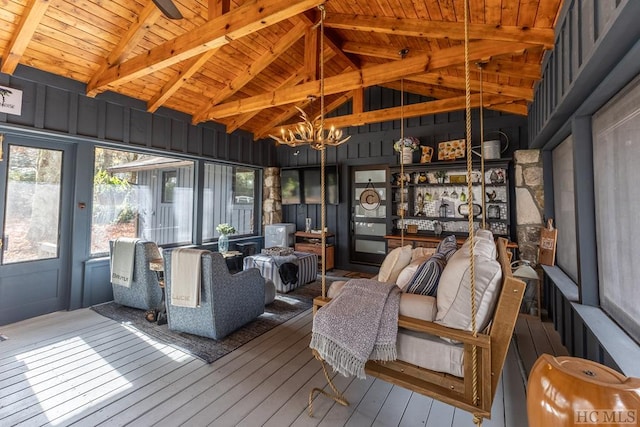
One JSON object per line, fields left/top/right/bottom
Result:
{"left": 310, "top": 279, "right": 402, "bottom": 379}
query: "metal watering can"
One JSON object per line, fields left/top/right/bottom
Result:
{"left": 471, "top": 131, "right": 509, "bottom": 159}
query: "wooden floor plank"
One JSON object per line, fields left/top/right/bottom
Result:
{"left": 502, "top": 343, "right": 529, "bottom": 427}
{"left": 192, "top": 333, "right": 315, "bottom": 425}
{"left": 399, "top": 391, "right": 433, "bottom": 426}
{"left": 542, "top": 320, "right": 570, "bottom": 357}
{"left": 98, "top": 311, "right": 313, "bottom": 426}
{"left": 526, "top": 316, "right": 555, "bottom": 358}
{"left": 315, "top": 376, "right": 376, "bottom": 427}
{"left": 345, "top": 378, "right": 394, "bottom": 426}
{"left": 236, "top": 356, "right": 323, "bottom": 426}
{"left": 0, "top": 307, "right": 544, "bottom": 427}
{"left": 371, "top": 384, "right": 412, "bottom": 427}
{"left": 424, "top": 399, "right": 455, "bottom": 427}
{"left": 514, "top": 317, "right": 538, "bottom": 376}
{"left": 144, "top": 321, "right": 314, "bottom": 425}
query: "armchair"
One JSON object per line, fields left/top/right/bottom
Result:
{"left": 163, "top": 249, "right": 265, "bottom": 340}
{"left": 109, "top": 240, "right": 163, "bottom": 311}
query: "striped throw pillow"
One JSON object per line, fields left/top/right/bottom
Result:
{"left": 405, "top": 253, "right": 447, "bottom": 296}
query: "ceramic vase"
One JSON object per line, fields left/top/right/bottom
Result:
{"left": 401, "top": 147, "right": 414, "bottom": 164}
{"left": 218, "top": 234, "right": 229, "bottom": 253}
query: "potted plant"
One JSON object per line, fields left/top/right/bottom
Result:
{"left": 216, "top": 223, "right": 236, "bottom": 253}
{"left": 393, "top": 137, "right": 420, "bottom": 164}
{"left": 434, "top": 170, "right": 447, "bottom": 184}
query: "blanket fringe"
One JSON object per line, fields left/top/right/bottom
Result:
{"left": 370, "top": 342, "right": 397, "bottom": 362}
{"left": 310, "top": 332, "right": 367, "bottom": 379}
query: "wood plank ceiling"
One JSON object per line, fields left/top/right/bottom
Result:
{"left": 0, "top": 0, "right": 564, "bottom": 141}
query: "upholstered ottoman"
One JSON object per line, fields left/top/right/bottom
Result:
{"left": 243, "top": 251, "right": 318, "bottom": 293}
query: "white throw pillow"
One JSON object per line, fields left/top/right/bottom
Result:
{"left": 435, "top": 249, "right": 502, "bottom": 334}
{"left": 378, "top": 245, "right": 412, "bottom": 284}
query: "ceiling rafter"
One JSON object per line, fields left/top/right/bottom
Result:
{"left": 324, "top": 13, "right": 555, "bottom": 48}
{"left": 86, "top": 2, "right": 163, "bottom": 97}
{"left": 147, "top": 0, "right": 231, "bottom": 112}
{"left": 86, "top": 0, "right": 324, "bottom": 94}
{"left": 341, "top": 41, "right": 542, "bottom": 80}
{"left": 226, "top": 67, "right": 307, "bottom": 133}
{"left": 206, "top": 41, "right": 531, "bottom": 119}
{"left": 191, "top": 19, "right": 310, "bottom": 124}
{"left": 264, "top": 93, "right": 520, "bottom": 136}
{"left": 1, "top": 0, "right": 51, "bottom": 74}
{"left": 409, "top": 73, "right": 534, "bottom": 100}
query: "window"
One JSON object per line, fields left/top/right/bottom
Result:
{"left": 552, "top": 135, "right": 578, "bottom": 281}
{"left": 161, "top": 171, "right": 177, "bottom": 203}
{"left": 592, "top": 74, "right": 640, "bottom": 343}
{"left": 202, "top": 163, "right": 257, "bottom": 240}
{"left": 91, "top": 148, "right": 194, "bottom": 255}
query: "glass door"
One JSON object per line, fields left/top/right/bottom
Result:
{"left": 350, "top": 166, "right": 388, "bottom": 265}
{"left": 0, "top": 137, "right": 73, "bottom": 325}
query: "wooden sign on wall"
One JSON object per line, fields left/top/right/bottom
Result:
{"left": 539, "top": 219, "right": 558, "bottom": 266}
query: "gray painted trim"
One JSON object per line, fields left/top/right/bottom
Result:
{"left": 572, "top": 303, "right": 640, "bottom": 377}
{"left": 572, "top": 116, "right": 599, "bottom": 306}
{"left": 543, "top": 265, "right": 579, "bottom": 302}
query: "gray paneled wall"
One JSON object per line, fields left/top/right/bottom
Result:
{"left": 271, "top": 86, "right": 528, "bottom": 272}
{"left": 528, "top": 0, "right": 640, "bottom": 148}
{"left": 0, "top": 66, "right": 276, "bottom": 167}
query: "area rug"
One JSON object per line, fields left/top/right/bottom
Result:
{"left": 91, "top": 280, "right": 325, "bottom": 364}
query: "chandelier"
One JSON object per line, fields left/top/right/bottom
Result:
{"left": 269, "top": 5, "right": 350, "bottom": 150}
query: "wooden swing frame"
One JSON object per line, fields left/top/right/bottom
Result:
{"left": 307, "top": 0, "right": 525, "bottom": 421}
{"left": 312, "top": 238, "right": 525, "bottom": 418}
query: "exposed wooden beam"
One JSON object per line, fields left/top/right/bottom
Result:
{"left": 263, "top": 94, "right": 519, "bottom": 135}
{"left": 192, "top": 20, "right": 309, "bottom": 123}
{"left": 409, "top": 73, "right": 534, "bottom": 101}
{"left": 147, "top": 0, "right": 231, "bottom": 112}
{"left": 225, "top": 67, "right": 307, "bottom": 133}
{"left": 352, "top": 88, "right": 364, "bottom": 113}
{"left": 342, "top": 41, "right": 407, "bottom": 60}
{"left": 86, "top": 2, "right": 162, "bottom": 97}
{"left": 148, "top": 49, "right": 220, "bottom": 113}
{"left": 296, "top": 12, "right": 360, "bottom": 70}
{"left": 1, "top": 0, "right": 51, "bottom": 74}
{"left": 209, "top": 0, "right": 230, "bottom": 18}
{"left": 304, "top": 24, "right": 319, "bottom": 81}
{"left": 489, "top": 101, "right": 528, "bottom": 115}
{"left": 342, "top": 41, "right": 542, "bottom": 81}
{"left": 324, "top": 13, "right": 555, "bottom": 48}
{"left": 206, "top": 41, "right": 530, "bottom": 119}
{"left": 87, "top": 0, "right": 324, "bottom": 93}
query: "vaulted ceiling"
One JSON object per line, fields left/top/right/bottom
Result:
{"left": 0, "top": 0, "right": 564, "bottom": 140}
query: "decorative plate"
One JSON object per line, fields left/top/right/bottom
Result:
{"left": 359, "top": 188, "right": 381, "bottom": 210}
{"left": 438, "top": 139, "right": 466, "bottom": 160}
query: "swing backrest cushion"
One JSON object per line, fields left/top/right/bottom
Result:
{"left": 377, "top": 244, "right": 412, "bottom": 283}
{"left": 435, "top": 231, "right": 503, "bottom": 334}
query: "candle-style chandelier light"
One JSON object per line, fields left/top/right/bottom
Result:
{"left": 269, "top": 5, "right": 350, "bottom": 150}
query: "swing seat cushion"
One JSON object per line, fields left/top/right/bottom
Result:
{"left": 397, "top": 329, "right": 464, "bottom": 377}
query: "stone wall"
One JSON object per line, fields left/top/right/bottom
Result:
{"left": 262, "top": 167, "right": 282, "bottom": 229}
{"left": 514, "top": 150, "right": 544, "bottom": 264}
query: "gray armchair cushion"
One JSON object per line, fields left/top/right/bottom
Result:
{"left": 163, "top": 249, "right": 265, "bottom": 340}
{"left": 109, "top": 240, "right": 163, "bottom": 311}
